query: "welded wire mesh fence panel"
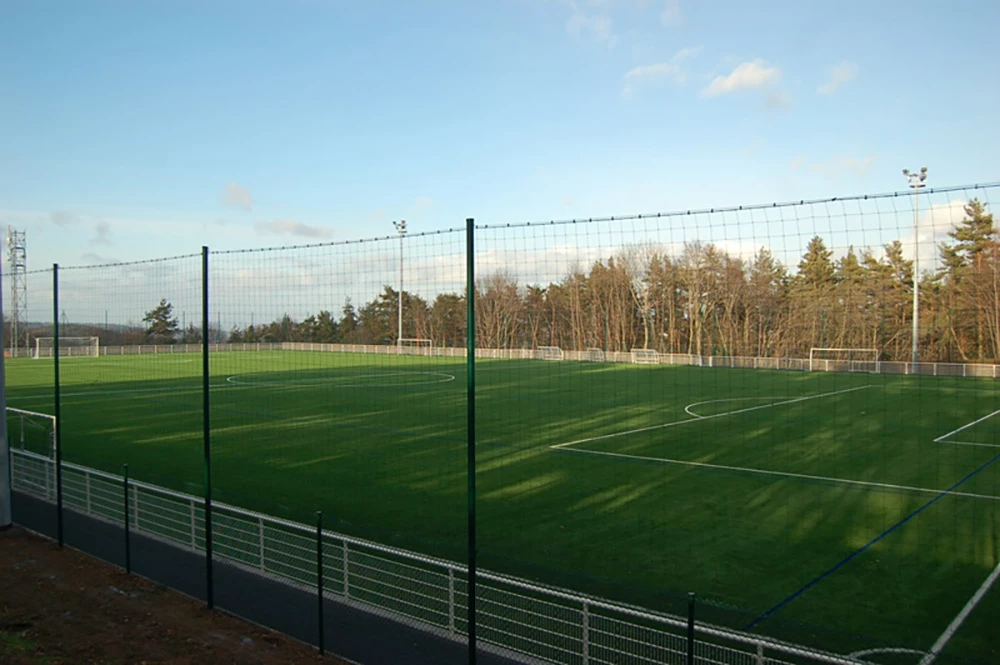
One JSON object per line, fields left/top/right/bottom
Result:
{"left": 44, "top": 256, "right": 206, "bottom": 503}
{"left": 207, "top": 229, "right": 468, "bottom": 627}
{"left": 473, "top": 185, "right": 1000, "bottom": 663}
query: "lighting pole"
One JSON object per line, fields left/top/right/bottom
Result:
{"left": 902, "top": 167, "right": 927, "bottom": 366}
{"left": 393, "top": 220, "right": 407, "bottom": 352}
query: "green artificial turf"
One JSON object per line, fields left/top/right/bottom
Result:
{"left": 5, "top": 350, "right": 999, "bottom": 662}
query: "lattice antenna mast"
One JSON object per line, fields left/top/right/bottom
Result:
{"left": 6, "top": 227, "right": 27, "bottom": 357}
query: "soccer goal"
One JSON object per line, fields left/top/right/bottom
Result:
{"left": 537, "top": 346, "right": 564, "bottom": 361}
{"left": 585, "top": 348, "right": 605, "bottom": 362}
{"left": 809, "top": 348, "right": 880, "bottom": 373}
{"left": 631, "top": 349, "right": 660, "bottom": 365}
{"left": 33, "top": 336, "right": 100, "bottom": 359}
{"left": 398, "top": 338, "right": 433, "bottom": 355}
{"left": 6, "top": 407, "right": 57, "bottom": 458}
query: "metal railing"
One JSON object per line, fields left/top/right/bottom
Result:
{"left": 10, "top": 449, "right": 868, "bottom": 665}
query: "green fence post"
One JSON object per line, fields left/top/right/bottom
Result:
{"left": 123, "top": 464, "right": 131, "bottom": 574}
{"left": 466, "top": 217, "right": 477, "bottom": 665}
{"left": 202, "top": 246, "right": 213, "bottom": 609}
{"left": 53, "top": 264, "right": 63, "bottom": 547}
{"left": 687, "top": 592, "right": 696, "bottom": 665}
{"left": 316, "top": 511, "right": 324, "bottom": 656}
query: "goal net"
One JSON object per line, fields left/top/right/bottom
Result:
{"left": 537, "top": 346, "right": 564, "bottom": 361}
{"left": 585, "top": 348, "right": 605, "bottom": 362}
{"left": 809, "top": 348, "right": 880, "bottom": 373}
{"left": 631, "top": 349, "right": 660, "bottom": 365}
{"left": 6, "top": 407, "right": 57, "bottom": 458}
{"left": 33, "top": 336, "right": 100, "bottom": 359}
{"left": 397, "top": 338, "right": 433, "bottom": 356}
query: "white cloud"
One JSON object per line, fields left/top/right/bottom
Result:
{"left": 222, "top": 182, "right": 254, "bottom": 212}
{"left": 790, "top": 157, "right": 804, "bottom": 172}
{"left": 817, "top": 61, "right": 858, "bottom": 95}
{"left": 660, "top": 0, "right": 682, "bottom": 28}
{"left": 90, "top": 221, "right": 112, "bottom": 246}
{"left": 840, "top": 156, "right": 875, "bottom": 176}
{"left": 565, "top": 2, "right": 617, "bottom": 47}
{"left": 254, "top": 220, "right": 333, "bottom": 239}
{"left": 622, "top": 47, "right": 698, "bottom": 95}
{"left": 898, "top": 199, "right": 969, "bottom": 272}
{"left": 51, "top": 210, "right": 78, "bottom": 227}
{"left": 702, "top": 59, "right": 781, "bottom": 97}
{"left": 79, "top": 252, "right": 120, "bottom": 265}
{"left": 765, "top": 90, "right": 791, "bottom": 110}
{"left": 413, "top": 195, "right": 434, "bottom": 212}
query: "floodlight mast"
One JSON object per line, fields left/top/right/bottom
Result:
{"left": 393, "top": 220, "right": 407, "bottom": 353}
{"left": 902, "top": 167, "right": 928, "bottom": 366}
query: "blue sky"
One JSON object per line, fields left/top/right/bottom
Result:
{"left": 1, "top": 0, "right": 999, "bottom": 271}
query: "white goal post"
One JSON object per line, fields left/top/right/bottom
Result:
{"left": 585, "top": 348, "right": 605, "bottom": 362}
{"left": 397, "top": 338, "right": 433, "bottom": 355}
{"left": 537, "top": 346, "right": 564, "bottom": 361}
{"left": 808, "top": 348, "right": 880, "bottom": 373}
{"left": 631, "top": 349, "right": 660, "bottom": 365}
{"left": 33, "top": 336, "right": 100, "bottom": 359}
{"left": 6, "top": 407, "right": 57, "bottom": 458}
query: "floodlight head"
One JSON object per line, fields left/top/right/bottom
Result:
{"left": 920, "top": 166, "right": 927, "bottom": 174}
{"left": 902, "top": 169, "right": 910, "bottom": 176}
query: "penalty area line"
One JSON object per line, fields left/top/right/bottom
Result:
{"left": 550, "top": 447, "right": 1000, "bottom": 502}
{"left": 934, "top": 408, "right": 1000, "bottom": 446}
{"left": 552, "top": 384, "right": 873, "bottom": 449}
{"left": 918, "top": 559, "right": 1000, "bottom": 665}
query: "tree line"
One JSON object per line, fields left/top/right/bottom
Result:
{"left": 222, "top": 200, "right": 996, "bottom": 363}
{"left": 15, "top": 200, "right": 990, "bottom": 363}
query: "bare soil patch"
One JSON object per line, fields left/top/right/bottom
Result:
{"left": 0, "top": 525, "right": 351, "bottom": 664}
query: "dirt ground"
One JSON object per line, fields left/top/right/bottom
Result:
{"left": 0, "top": 525, "right": 352, "bottom": 665}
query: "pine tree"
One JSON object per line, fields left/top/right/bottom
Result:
{"left": 143, "top": 299, "right": 179, "bottom": 344}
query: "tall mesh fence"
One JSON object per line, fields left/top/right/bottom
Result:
{"left": 208, "top": 230, "right": 468, "bottom": 631}
{"left": 473, "top": 184, "right": 1000, "bottom": 661}
{"left": 2, "top": 183, "right": 999, "bottom": 664}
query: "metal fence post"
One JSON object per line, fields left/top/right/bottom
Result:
{"left": 466, "top": 217, "right": 478, "bottom": 665}
{"left": 343, "top": 541, "right": 350, "bottom": 598}
{"left": 201, "top": 246, "right": 214, "bottom": 609}
{"left": 582, "top": 600, "right": 590, "bottom": 665}
{"left": 123, "top": 464, "right": 131, "bottom": 574}
{"left": 53, "top": 264, "right": 63, "bottom": 547}
{"left": 316, "top": 511, "right": 324, "bottom": 656}
{"left": 687, "top": 592, "right": 696, "bottom": 665}
{"left": 448, "top": 567, "right": 456, "bottom": 636}
{"left": 259, "top": 517, "right": 266, "bottom": 570}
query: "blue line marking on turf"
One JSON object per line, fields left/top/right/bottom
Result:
{"left": 743, "top": 451, "right": 1000, "bottom": 632}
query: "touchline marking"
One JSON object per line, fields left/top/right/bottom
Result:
{"left": 933, "top": 408, "right": 1000, "bottom": 446}
{"left": 918, "top": 560, "right": 1000, "bottom": 665}
{"left": 552, "top": 385, "right": 872, "bottom": 449}
{"left": 551, "top": 447, "right": 1000, "bottom": 502}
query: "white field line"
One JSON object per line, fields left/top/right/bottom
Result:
{"left": 553, "top": 447, "right": 1000, "bottom": 502}
{"left": 684, "top": 397, "right": 790, "bottom": 419}
{"left": 918, "top": 560, "right": 1000, "bottom": 665}
{"left": 552, "top": 385, "right": 872, "bottom": 450}
{"left": 935, "top": 440, "right": 1000, "bottom": 449}
{"left": 933, "top": 409, "right": 1000, "bottom": 447}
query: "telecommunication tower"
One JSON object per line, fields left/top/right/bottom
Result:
{"left": 6, "top": 227, "right": 28, "bottom": 356}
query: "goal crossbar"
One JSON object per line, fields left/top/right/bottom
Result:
{"left": 537, "top": 346, "right": 564, "bottom": 361}
{"left": 809, "top": 348, "right": 880, "bottom": 373}
{"left": 33, "top": 336, "right": 100, "bottom": 359}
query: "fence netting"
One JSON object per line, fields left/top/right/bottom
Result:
{"left": 473, "top": 185, "right": 1000, "bottom": 661}
{"left": 2, "top": 183, "right": 999, "bottom": 665}
{"left": 208, "top": 229, "right": 468, "bottom": 633}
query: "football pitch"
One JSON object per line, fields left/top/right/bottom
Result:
{"left": 5, "top": 350, "right": 1000, "bottom": 661}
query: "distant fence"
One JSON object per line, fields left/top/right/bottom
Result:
{"left": 18, "top": 340, "right": 1000, "bottom": 379}
{"left": 11, "top": 448, "right": 867, "bottom": 665}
